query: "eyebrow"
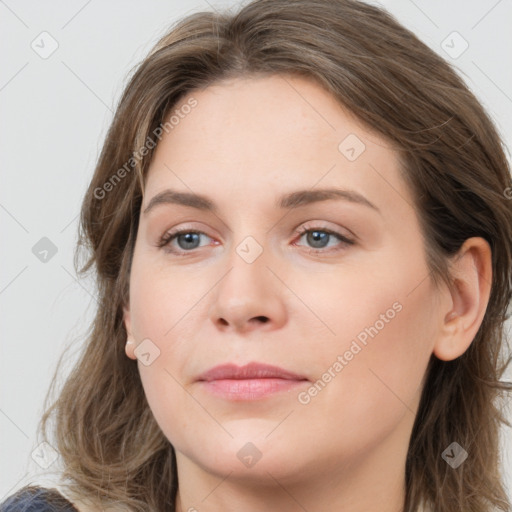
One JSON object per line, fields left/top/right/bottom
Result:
{"left": 142, "top": 187, "right": 380, "bottom": 215}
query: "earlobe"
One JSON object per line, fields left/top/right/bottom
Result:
{"left": 122, "top": 303, "right": 137, "bottom": 360}
{"left": 125, "top": 339, "right": 136, "bottom": 360}
{"left": 432, "top": 237, "right": 492, "bottom": 362}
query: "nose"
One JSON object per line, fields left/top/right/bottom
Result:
{"left": 208, "top": 240, "right": 287, "bottom": 333}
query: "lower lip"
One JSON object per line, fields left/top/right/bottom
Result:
{"left": 199, "top": 378, "right": 308, "bottom": 400}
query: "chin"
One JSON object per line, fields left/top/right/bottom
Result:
{"left": 192, "top": 433, "right": 310, "bottom": 482}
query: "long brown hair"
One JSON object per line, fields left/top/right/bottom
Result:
{"left": 26, "top": 0, "right": 512, "bottom": 510}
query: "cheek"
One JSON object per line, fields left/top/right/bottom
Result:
{"left": 128, "top": 255, "right": 197, "bottom": 340}
{"left": 295, "top": 252, "right": 435, "bottom": 422}
{"left": 127, "top": 265, "right": 212, "bottom": 445}
{"left": 302, "top": 270, "right": 436, "bottom": 444}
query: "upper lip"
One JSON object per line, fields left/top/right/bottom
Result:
{"left": 197, "top": 362, "right": 308, "bottom": 382}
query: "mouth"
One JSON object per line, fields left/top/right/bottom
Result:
{"left": 196, "top": 362, "right": 310, "bottom": 401}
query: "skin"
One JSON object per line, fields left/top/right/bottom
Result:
{"left": 118, "top": 74, "right": 492, "bottom": 512}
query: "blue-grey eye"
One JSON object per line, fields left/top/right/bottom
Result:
{"left": 306, "top": 230, "right": 330, "bottom": 248}
{"left": 175, "top": 232, "right": 202, "bottom": 250}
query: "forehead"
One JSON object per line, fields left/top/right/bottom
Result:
{"left": 142, "top": 74, "right": 411, "bottom": 220}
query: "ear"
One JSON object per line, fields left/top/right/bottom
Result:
{"left": 123, "top": 302, "right": 137, "bottom": 360}
{"left": 433, "top": 237, "right": 492, "bottom": 361}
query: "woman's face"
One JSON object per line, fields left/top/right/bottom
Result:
{"left": 123, "top": 74, "right": 443, "bottom": 487}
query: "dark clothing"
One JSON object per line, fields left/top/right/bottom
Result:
{"left": 0, "top": 485, "right": 79, "bottom": 512}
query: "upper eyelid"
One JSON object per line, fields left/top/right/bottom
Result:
{"left": 159, "top": 225, "right": 354, "bottom": 250}
{"left": 161, "top": 223, "right": 350, "bottom": 239}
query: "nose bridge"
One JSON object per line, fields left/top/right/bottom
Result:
{"left": 224, "top": 210, "right": 273, "bottom": 277}
{"left": 223, "top": 231, "right": 271, "bottom": 301}
{"left": 208, "top": 226, "right": 286, "bottom": 331}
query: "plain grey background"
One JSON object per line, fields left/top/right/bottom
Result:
{"left": 1, "top": 0, "right": 511, "bottom": 502}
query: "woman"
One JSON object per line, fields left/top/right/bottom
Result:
{"left": 2, "top": 0, "right": 511, "bottom": 511}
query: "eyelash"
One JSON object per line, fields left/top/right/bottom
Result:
{"left": 157, "top": 224, "right": 355, "bottom": 256}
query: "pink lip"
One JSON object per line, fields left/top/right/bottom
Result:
{"left": 197, "top": 362, "right": 309, "bottom": 401}
{"left": 197, "top": 362, "right": 307, "bottom": 381}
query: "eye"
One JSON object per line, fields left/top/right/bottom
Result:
{"left": 157, "top": 224, "right": 354, "bottom": 256}
{"left": 157, "top": 229, "right": 215, "bottom": 255}
{"left": 293, "top": 225, "right": 354, "bottom": 253}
